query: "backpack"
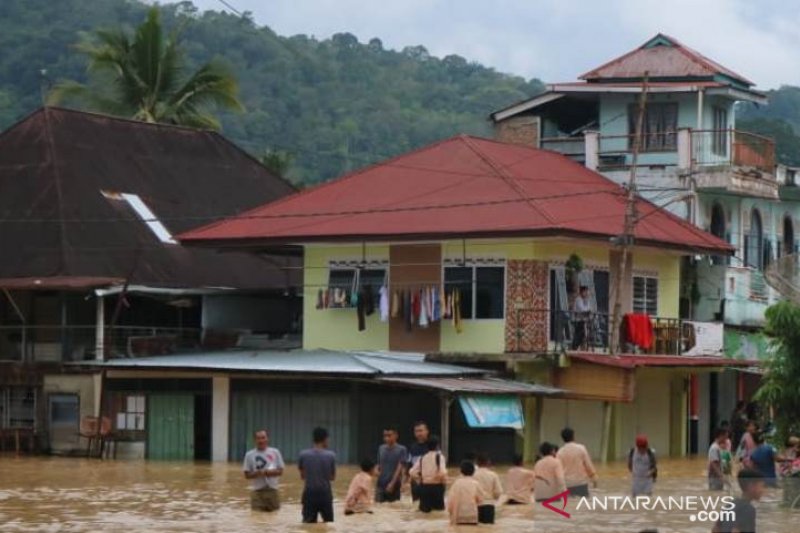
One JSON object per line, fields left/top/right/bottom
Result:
{"left": 629, "top": 447, "right": 657, "bottom": 481}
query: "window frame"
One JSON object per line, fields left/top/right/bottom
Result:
{"left": 632, "top": 275, "right": 659, "bottom": 316}
{"left": 48, "top": 393, "right": 80, "bottom": 429}
{"left": 443, "top": 260, "right": 506, "bottom": 320}
{"left": 325, "top": 262, "right": 388, "bottom": 309}
{"left": 110, "top": 393, "right": 147, "bottom": 434}
{"left": 627, "top": 102, "right": 679, "bottom": 153}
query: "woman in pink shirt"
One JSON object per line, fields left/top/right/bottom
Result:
{"left": 534, "top": 442, "right": 567, "bottom": 503}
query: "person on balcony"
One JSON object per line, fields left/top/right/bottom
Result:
{"left": 571, "top": 286, "right": 592, "bottom": 350}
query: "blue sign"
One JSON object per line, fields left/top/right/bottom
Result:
{"left": 458, "top": 395, "right": 524, "bottom": 429}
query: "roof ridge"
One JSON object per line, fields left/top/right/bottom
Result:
{"left": 458, "top": 135, "right": 557, "bottom": 225}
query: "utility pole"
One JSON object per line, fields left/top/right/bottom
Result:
{"left": 609, "top": 72, "right": 649, "bottom": 355}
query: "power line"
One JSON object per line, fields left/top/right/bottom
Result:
{"left": 215, "top": 0, "right": 243, "bottom": 17}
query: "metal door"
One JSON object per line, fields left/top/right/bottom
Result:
{"left": 147, "top": 394, "right": 194, "bottom": 460}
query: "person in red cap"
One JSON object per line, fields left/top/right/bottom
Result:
{"left": 628, "top": 434, "right": 657, "bottom": 496}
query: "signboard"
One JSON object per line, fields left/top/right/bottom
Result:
{"left": 682, "top": 321, "right": 724, "bottom": 356}
{"left": 458, "top": 395, "right": 524, "bottom": 429}
{"left": 724, "top": 329, "right": 772, "bottom": 361}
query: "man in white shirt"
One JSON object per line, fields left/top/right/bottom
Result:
{"left": 243, "top": 429, "right": 285, "bottom": 511}
{"left": 572, "top": 285, "right": 592, "bottom": 349}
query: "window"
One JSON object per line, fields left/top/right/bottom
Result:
{"left": 444, "top": 264, "right": 505, "bottom": 319}
{"left": 712, "top": 107, "right": 729, "bottom": 156}
{"left": 1, "top": 387, "right": 36, "bottom": 428}
{"left": 112, "top": 394, "right": 146, "bottom": 431}
{"left": 633, "top": 276, "right": 658, "bottom": 316}
{"left": 744, "top": 210, "right": 764, "bottom": 270}
{"left": 100, "top": 190, "right": 176, "bottom": 244}
{"left": 326, "top": 266, "right": 386, "bottom": 308}
{"left": 49, "top": 394, "right": 79, "bottom": 428}
{"left": 628, "top": 102, "right": 678, "bottom": 152}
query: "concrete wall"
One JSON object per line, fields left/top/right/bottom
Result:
{"left": 42, "top": 373, "right": 96, "bottom": 454}
{"left": 540, "top": 398, "right": 605, "bottom": 459}
{"left": 304, "top": 240, "right": 683, "bottom": 353}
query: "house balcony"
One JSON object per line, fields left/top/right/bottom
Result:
{"left": 541, "top": 129, "right": 778, "bottom": 199}
{"left": 0, "top": 325, "right": 203, "bottom": 363}
{"left": 507, "top": 308, "right": 691, "bottom": 356}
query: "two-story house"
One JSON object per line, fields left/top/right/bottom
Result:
{"left": 0, "top": 107, "right": 301, "bottom": 458}
{"left": 181, "top": 133, "right": 751, "bottom": 462}
{"left": 490, "top": 33, "right": 785, "bottom": 451}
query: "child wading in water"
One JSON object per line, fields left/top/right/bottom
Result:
{"left": 345, "top": 459, "right": 377, "bottom": 515}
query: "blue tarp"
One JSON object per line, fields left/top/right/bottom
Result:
{"left": 458, "top": 395, "right": 524, "bottom": 429}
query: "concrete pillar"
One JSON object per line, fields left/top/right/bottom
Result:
{"left": 212, "top": 376, "right": 230, "bottom": 462}
{"left": 523, "top": 396, "right": 543, "bottom": 462}
{"left": 584, "top": 131, "right": 599, "bottom": 171}
{"left": 608, "top": 249, "right": 634, "bottom": 352}
{"left": 599, "top": 401, "right": 613, "bottom": 463}
{"left": 440, "top": 395, "right": 452, "bottom": 458}
{"left": 95, "top": 296, "right": 105, "bottom": 361}
{"left": 677, "top": 128, "right": 692, "bottom": 170}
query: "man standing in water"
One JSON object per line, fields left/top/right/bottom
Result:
{"left": 298, "top": 427, "right": 337, "bottom": 523}
{"left": 242, "top": 429, "right": 285, "bottom": 512}
{"left": 557, "top": 427, "right": 597, "bottom": 497}
{"left": 406, "top": 421, "right": 430, "bottom": 502}
{"left": 376, "top": 426, "right": 407, "bottom": 503}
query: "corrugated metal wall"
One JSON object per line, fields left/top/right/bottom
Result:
{"left": 147, "top": 394, "right": 195, "bottom": 460}
{"left": 229, "top": 391, "right": 351, "bottom": 463}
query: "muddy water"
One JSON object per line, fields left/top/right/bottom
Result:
{"left": 0, "top": 455, "right": 795, "bottom": 532}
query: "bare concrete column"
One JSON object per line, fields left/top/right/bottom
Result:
{"left": 677, "top": 128, "right": 692, "bottom": 170}
{"left": 440, "top": 395, "right": 453, "bottom": 457}
{"left": 95, "top": 296, "right": 105, "bottom": 361}
{"left": 212, "top": 376, "right": 230, "bottom": 462}
{"left": 585, "top": 131, "right": 599, "bottom": 171}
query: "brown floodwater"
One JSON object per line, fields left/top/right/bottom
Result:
{"left": 0, "top": 455, "right": 795, "bottom": 532}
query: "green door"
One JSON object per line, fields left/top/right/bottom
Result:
{"left": 147, "top": 394, "right": 194, "bottom": 460}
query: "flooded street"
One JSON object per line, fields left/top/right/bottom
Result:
{"left": 0, "top": 455, "right": 795, "bottom": 532}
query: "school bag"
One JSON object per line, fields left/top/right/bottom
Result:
{"left": 628, "top": 447, "right": 658, "bottom": 481}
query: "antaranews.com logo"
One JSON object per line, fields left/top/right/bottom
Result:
{"left": 540, "top": 491, "right": 736, "bottom": 523}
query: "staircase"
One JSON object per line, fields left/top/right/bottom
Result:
{"left": 764, "top": 254, "right": 800, "bottom": 304}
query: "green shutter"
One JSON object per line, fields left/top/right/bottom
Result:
{"left": 147, "top": 394, "right": 194, "bottom": 460}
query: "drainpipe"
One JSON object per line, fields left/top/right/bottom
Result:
{"left": 697, "top": 89, "right": 705, "bottom": 130}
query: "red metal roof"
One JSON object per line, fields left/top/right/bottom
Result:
{"left": 551, "top": 81, "right": 726, "bottom": 89}
{"left": 569, "top": 352, "right": 758, "bottom": 369}
{"left": 580, "top": 34, "right": 753, "bottom": 86}
{"left": 180, "top": 135, "right": 733, "bottom": 255}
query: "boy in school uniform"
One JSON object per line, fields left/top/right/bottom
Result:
{"left": 409, "top": 436, "right": 447, "bottom": 512}
{"left": 345, "top": 458, "right": 378, "bottom": 515}
{"left": 447, "top": 460, "right": 484, "bottom": 525}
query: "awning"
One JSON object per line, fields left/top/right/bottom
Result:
{"left": 459, "top": 395, "right": 523, "bottom": 429}
{"left": 568, "top": 352, "right": 759, "bottom": 369}
{"left": 378, "top": 376, "right": 563, "bottom": 395}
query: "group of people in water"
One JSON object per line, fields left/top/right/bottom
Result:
{"left": 241, "top": 415, "right": 795, "bottom": 530}
{"left": 242, "top": 421, "right": 600, "bottom": 525}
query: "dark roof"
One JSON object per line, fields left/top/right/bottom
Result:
{"left": 180, "top": 135, "right": 733, "bottom": 255}
{"left": 568, "top": 352, "right": 758, "bottom": 369}
{"left": 0, "top": 107, "right": 299, "bottom": 290}
{"left": 580, "top": 34, "right": 753, "bottom": 86}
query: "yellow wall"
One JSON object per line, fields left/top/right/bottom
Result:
{"left": 43, "top": 374, "right": 97, "bottom": 453}
{"left": 304, "top": 239, "right": 683, "bottom": 353}
{"left": 303, "top": 245, "right": 390, "bottom": 351}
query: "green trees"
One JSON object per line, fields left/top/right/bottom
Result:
{"left": 755, "top": 301, "right": 800, "bottom": 442}
{"left": 48, "top": 7, "right": 242, "bottom": 129}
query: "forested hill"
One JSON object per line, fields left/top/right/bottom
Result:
{"left": 0, "top": 0, "right": 543, "bottom": 184}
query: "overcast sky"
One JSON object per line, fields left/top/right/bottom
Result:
{"left": 191, "top": 0, "right": 798, "bottom": 89}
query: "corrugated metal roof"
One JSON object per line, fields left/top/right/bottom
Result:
{"left": 379, "top": 376, "right": 563, "bottom": 395}
{"left": 84, "top": 349, "right": 487, "bottom": 376}
{"left": 180, "top": 135, "right": 733, "bottom": 256}
{"left": 569, "top": 352, "right": 759, "bottom": 369}
{"left": 579, "top": 33, "right": 753, "bottom": 86}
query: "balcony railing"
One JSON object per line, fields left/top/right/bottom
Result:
{"left": 540, "top": 137, "right": 586, "bottom": 162}
{"left": 0, "top": 325, "right": 202, "bottom": 362}
{"left": 510, "top": 308, "right": 686, "bottom": 355}
{"left": 691, "top": 129, "right": 775, "bottom": 174}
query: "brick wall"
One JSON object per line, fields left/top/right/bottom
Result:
{"left": 494, "top": 115, "right": 540, "bottom": 147}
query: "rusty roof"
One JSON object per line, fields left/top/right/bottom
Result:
{"left": 0, "top": 107, "right": 299, "bottom": 290}
{"left": 580, "top": 33, "right": 753, "bottom": 86}
{"left": 568, "top": 352, "right": 759, "bottom": 369}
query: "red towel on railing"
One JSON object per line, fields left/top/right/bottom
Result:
{"left": 624, "top": 313, "right": 654, "bottom": 350}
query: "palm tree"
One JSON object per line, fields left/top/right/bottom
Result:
{"left": 49, "top": 7, "right": 243, "bottom": 130}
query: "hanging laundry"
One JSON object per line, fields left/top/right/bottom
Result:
{"left": 357, "top": 289, "right": 367, "bottom": 332}
{"left": 404, "top": 290, "right": 412, "bottom": 332}
{"left": 364, "top": 285, "right": 375, "bottom": 316}
{"left": 419, "top": 288, "right": 429, "bottom": 328}
{"left": 432, "top": 286, "right": 442, "bottom": 322}
{"left": 411, "top": 290, "right": 420, "bottom": 323}
{"left": 390, "top": 289, "right": 400, "bottom": 318}
{"left": 453, "top": 289, "right": 463, "bottom": 334}
{"left": 623, "top": 313, "right": 654, "bottom": 350}
{"left": 379, "top": 286, "right": 390, "bottom": 322}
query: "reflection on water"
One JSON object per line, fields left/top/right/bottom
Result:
{"left": 0, "top": 455, "right": 794, "bottom": 532}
